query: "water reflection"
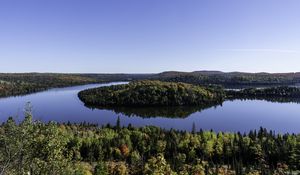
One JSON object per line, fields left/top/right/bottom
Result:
{"left": 85, "top": 104, "right": 221, "bottom": 118}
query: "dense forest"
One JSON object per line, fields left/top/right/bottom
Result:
{"left": 0, "top": 73, "right": 98, "bottom": 97}
{"left": 0, "top": 73, "right": 149, "bottom": 98}
{"left": 2, "top": 71, "right": 300, "bottom": 98}
{"left": 151, "top": 71, "right": 300, "bottom": 87}
{"left": 226, "top": 86, "right": 300, "bottom": 101}
{"left": 0, "top": 111, "right": 299, "bottom": 175}
{"left": 78, "top": 80, "right": 225, "bottom": 107}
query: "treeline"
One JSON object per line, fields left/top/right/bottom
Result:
{"left": 78, "top": 80, "right": 225, "bottom": 107}
{"left": 2, "top": 71, "right": 300, "bottom": 98}
{"left": 0, "top": 73, "right": 99, "bottom": 98}
{"left": 0, "top": 115, "right": 299, "bottom": 174}
{"left": 151, "top": 71, "right": 300, "bottom": 87}
{"left": 226, "top": 86, "right": 300, "bottom": 101}
{"left": 0, "top": 81, "right": 46, "bottom": 97}
{"left": 0, "top": 73, "right": 151, "bottom": 98}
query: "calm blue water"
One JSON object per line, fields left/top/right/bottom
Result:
{"left": 0, "top": 82, "right": 299, "bottom": 133}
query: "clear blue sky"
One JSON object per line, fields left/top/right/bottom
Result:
{"left": 0, "top": 0, "right": 300, "bottom": 73}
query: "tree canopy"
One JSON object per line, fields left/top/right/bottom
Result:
{"left": 0, "top": 73, "right": 149, "bottom": 98}
{"left": 227, "top": 86, "right": 300, "bottom": 102}
{"left": 78, "top": 80, "right": 225, "bottom": 107}
{"left": 0, "top": 115, "right": 299, "bottom": 174}
{"left": 152, "top": 71, "right": 300, "bottom": 87}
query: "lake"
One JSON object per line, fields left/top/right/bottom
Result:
{"left": 0, "top": 82, "right": 299, "bottom": 134}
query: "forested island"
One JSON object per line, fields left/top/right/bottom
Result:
{"left": 78, "top": 80, "right": 225, "bottom": 107}
{"left": 1, "top": 114, "right": 299, "bottom": 174}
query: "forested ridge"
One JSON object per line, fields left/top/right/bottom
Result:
{"left": 0, "top": 73, "right": 148, "bottom": 98}
{"left": 2, "top": 71, "right": 300, "bottom": 98}
{"left": 0, "top": 73, "right": 98, "bottom": 98}
{"left": 226, "top": 86, "right": 300, "bottom": 101}
{"left": 78, "top": 80, "right": 225, "bottom": 107}
{"left": 0, "top": 113, "right": 299, "bottom": 175}
{"left": 151, "top": 71, "right": 300, "bottom": 87}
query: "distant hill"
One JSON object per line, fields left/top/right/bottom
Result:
{"left": 151, "top": 71, "right": 300, "bottom": 87}
{"left": 0, "top": 73, "right": 152, "bottom": 98}
{"left": 2, "top": 71, "right": 300, "bottom": 98}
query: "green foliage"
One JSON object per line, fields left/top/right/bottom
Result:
{"left": 227, "top": 86, "right": 300, "bottom": 102}
{"left": 73, "top": 162, "right": 93, "bottom": 175}
{"left": 3, "top": 71, "right": 300, "bottom": 99}
{"left": 94, "top": 161, "right": 109, "bottom": 175}
{"left": 78, "top": 80, "right": 225, "bottom": 107}
{"left": 0, "top": 73, "right": 99, "bottom": 98}
{"left": 143, "top": 154, "right": 176, "bottom": 175}
{"left": 0, "top": 73, "right": 154, "bottom": 98}
{"left": 0, "top": 116, "right": 299, "bottom": 174}
{"left": 0, "top": 115, "right": 71, "bottom": 174}
{"left": 153, "top": 71, "right": 300, "bottom": 87}
{"left": 107, "top": 161, "right": 128, "bottom": 175}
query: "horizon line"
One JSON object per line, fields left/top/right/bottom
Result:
{"left": 1, "top": 70, "right": 300, "bottom": 74}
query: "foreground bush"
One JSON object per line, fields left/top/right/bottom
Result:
{"left": 0, "top": 112, "right": 299, "bottom": 174}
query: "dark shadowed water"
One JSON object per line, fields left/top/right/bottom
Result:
{"left": 0, "top": 82, "right": 299, "bottom": 133}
